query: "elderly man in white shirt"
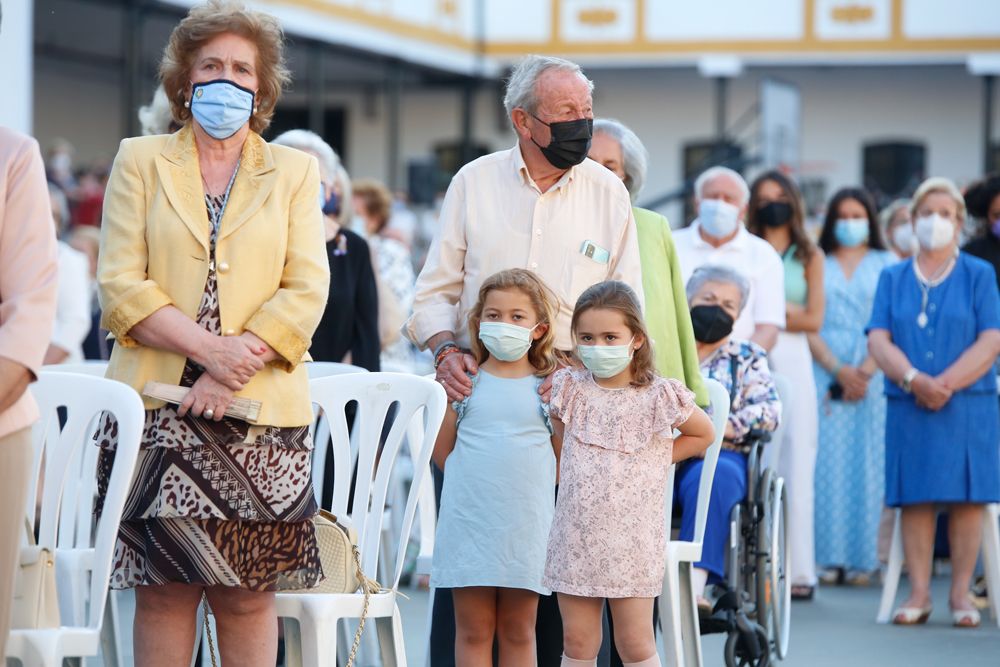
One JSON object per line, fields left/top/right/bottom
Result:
{"left": 406, "top": 54, "right": 644, "bottom": 402}
{"left": 674, "top": 166, "right": 785, "bottom": 351}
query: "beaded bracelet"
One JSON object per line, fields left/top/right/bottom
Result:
{"left": 433, "top": 344, "right": 461, "bottom": 369}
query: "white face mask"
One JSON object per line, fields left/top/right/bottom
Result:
{"left": 697, "top": 199, "right": 741, "bottom": 239}
{"left": 914, "top": 214, "right": 955, "bottom": 251}
{"left": 891, "top": 224, "right": 916, "bottom": 255}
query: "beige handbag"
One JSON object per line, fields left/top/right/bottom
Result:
{"left": 12, "top": 520, "right": 60, "bottom": 630}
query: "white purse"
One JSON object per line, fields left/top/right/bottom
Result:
{"left": 12, "top": 520, "right": 60, "bottom": 630}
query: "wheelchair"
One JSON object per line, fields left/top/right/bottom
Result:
{"left": 699, "top": 431, "right": 790, "bottom": 667}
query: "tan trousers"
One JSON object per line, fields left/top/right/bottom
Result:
{"left": 0, "top": 427, "right": 34, "bottom": 657}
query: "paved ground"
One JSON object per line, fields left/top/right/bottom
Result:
{"left": 112, "top": 575, "right": 998, "bottom": 666}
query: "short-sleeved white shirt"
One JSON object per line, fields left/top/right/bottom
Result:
{"left": 673, "top": 222, "right": 786, "bottom": 340}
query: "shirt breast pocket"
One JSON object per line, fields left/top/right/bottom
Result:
{"left": 562, "top": 249, "right": 610, "bottom": 304}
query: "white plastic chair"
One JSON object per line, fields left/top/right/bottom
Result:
{"left": 278, "top": 372, "right": 447, "bottom": 667}
{"left": 659, "top": 377, "right": 730, "bottom": 667}
{"left": 6, "top": 372, "right": 144, "bottom": 667}
{"left": 877, "top": 503, "right": 1000, "bottom": 627}
{"left": 42, "top": 360, "right": 130, "bottom": 667}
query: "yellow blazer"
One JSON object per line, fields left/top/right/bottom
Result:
{"left": 98, "top": 125, "right": 330, "bottom": 427}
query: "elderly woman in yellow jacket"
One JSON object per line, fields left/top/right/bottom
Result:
{"left": 95, "top": 2, "right": 329, "bottom": 665}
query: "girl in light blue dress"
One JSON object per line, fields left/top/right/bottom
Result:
{"left": 431, "top": 268, "right": 559, "bottom": 666}
{"left": 808, "top": 188, "right": 896, "bottom": 583}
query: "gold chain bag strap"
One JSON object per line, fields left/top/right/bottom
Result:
{"left": 203, "top": 510, "right": 382, "bottom": 667}
{"left": 12, "top": 519, "right": 60, "bottom": 629}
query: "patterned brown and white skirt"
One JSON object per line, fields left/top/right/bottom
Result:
{"left": 95, "top": 363, "right": 323, "bottom": 592}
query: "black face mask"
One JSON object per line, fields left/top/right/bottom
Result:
{"left": 690, "top": 304, "right": 735, "bottom": 344}
{"left": 530, "top": 115, "right": 593, "bottom": 170}
{"left": 757, "top": 201, "right": 793, "bottom": 228}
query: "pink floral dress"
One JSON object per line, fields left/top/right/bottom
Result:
{"left": 543, "top": 368, "right": 696, "bottom": 598}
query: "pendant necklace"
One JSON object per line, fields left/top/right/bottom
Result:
{"left": 912, "top": 254, "right": 956, "bottom": 328}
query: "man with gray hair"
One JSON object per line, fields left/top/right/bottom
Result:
{"left": 405, "top": 54, "right": 643, "bottom": 401}
{"left": 674, "top": 166, "right": 785, "bottom": 351}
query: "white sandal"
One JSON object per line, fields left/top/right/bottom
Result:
{"left": 951, "top": 607, "right": 981, "bottom": 628}
{"left": 892, "top": 604, "right": 932, "bottom": 625}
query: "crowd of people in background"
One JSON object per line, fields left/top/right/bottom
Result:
{"left": 3, "top": 1, "right": 1000, "bottom": 665}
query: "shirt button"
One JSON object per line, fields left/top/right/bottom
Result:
{"left": 535, "top": 229, "right": 542, "bottom": 236}
{"left": 926, "top": 351, "right": 934, "bottom": 360}
{"left": 217, "top": 261, "right": 230, "bottom": 274}
{"left": 531, "top": 262, "right": 538, "bottom": 269}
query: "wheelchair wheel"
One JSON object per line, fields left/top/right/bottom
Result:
{"left": 724, "top": 624, "right": 770, "bottom": 667}
{"left": 769, "top": 477, "right": 791, "bottom": 660}
{"left": 754, "top": 469, "right": 774, "bottom": 638}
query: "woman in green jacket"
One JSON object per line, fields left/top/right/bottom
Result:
{"left": 590, "top": 118, "right": 707, "bottom": 405}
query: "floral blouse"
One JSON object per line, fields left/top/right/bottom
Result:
{"left": 700, "top": 338, "right": 781, "bottom": 444}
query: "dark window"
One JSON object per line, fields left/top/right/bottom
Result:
{"left": 862, "top": 141, "right": 926, "bottom": 208}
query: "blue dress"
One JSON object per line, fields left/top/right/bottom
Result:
{"left": 867, "top": 253, "right": 1000, "bottom": 506}
{"left": 814, "top": 250, "right": 895, "bottom": 571}
{"left": 430, "top": 370, "right": 556, "bottom": 593}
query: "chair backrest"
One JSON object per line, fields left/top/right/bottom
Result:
{"left": 39, "top": 360, "right": 111, "bottom": 549}
{"left": 306, "top": 361, "right": 368, "bottom": 379}
{"left": 691, "top": 378, "right": 730, "bottom": 545}
{"left": 305, "top": 362, "right": 369, "bottom": 502}
{"left": 29, "top": 371, "right": 144, "bottom": 631}
{"left": 767, "top": 372, "right": 793, "bottom": 471}
{"left": 663, "top": 377, "right": 729, "bottom": 545}
{"left": 308, "top": 372, "right": 446, "bottom": 586}
{"left": 44, "top": 360, "right": 109, "bottom": 377}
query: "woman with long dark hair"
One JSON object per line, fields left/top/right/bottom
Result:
{"left": 809, "top": 187, "right": 895, "bottom": 586}
{"left": 747, "top": 170, "right": 824, "bottom": 600}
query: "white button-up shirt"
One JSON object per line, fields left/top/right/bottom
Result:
{"left": 673, "top": 222, "right": 786, "bottom": 340}
{"left": 405, "top": 144, "right": 644, "bottom": 351}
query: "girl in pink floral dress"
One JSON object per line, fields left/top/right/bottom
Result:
{"left": 544, "top": 281, "right": 714, "bottom": 667}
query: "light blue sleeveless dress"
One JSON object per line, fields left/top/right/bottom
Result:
{"left": 430, "top": 370, "right": 556, "bottom": 594}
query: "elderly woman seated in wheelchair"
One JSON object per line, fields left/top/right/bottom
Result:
{"left": 676, "top": 265, "right": 783, "bottom": 613}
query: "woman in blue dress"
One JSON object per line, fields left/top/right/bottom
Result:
{"left": 809, "top": 188, "right": 896, "bottom": 584}
{"left": 868, "top": 177, "right": 1000, "bottom": 628}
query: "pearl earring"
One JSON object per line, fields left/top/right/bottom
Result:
{"left": 184, "top": 100, "right": 190, "bottom": 109}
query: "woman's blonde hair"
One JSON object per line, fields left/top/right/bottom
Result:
{"left": 159, "top": 0, "right": 290, "bottom": 134}
{"left": 910, "top": 176, "right": 967, "bottom": 223}
{"left": 571, "top": 281, "right": 656, "bottom": 387}
{"left": 467, "top": 269, "right": 558, "bottom": 377}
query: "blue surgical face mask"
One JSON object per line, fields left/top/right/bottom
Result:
{"left": 478, "top": 321, "right": 537, "bottom": 362}
{"left": 698, "top": 198, "right": 741, "bottom": 239}
{"left": 577, "top": 338, "right": 634, "bottom": 379}
{"left": 834, "top": 218, "right": 870, "bottom": 248}
{"left": 189, "top": 79, "right": 255, "bottom": 140}
{"left": 322, "top": 188, "right": 340, "bottom": 217}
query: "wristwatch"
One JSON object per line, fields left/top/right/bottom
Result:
{"left": 900, "top": 367, "right": 919, "bottom": 393}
